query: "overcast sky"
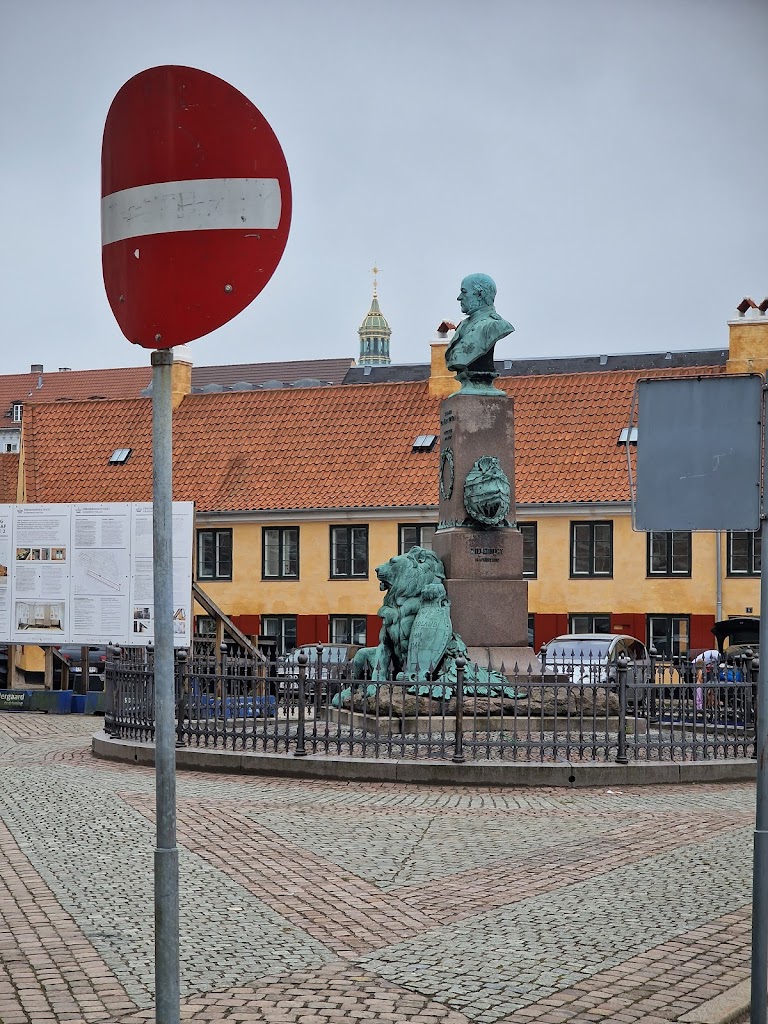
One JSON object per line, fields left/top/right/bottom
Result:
{"left": 1, "top": 0, "right": 766, "bottom": 374}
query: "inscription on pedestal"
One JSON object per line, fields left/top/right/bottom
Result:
{"left": 433, "top": 527, "right": 523, "bottom": 580}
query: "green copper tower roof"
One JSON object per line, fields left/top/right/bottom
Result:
{"left": 358, "top": 266, "right": 392, "bottom": 366}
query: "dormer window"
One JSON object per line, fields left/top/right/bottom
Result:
{"left": 11, "top": 403, "right": 22, "bottom": 422}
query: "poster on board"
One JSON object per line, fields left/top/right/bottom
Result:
{"left": 11, "top": 504, "right": 71, "bottom": 644}
{"left": 1, "top": 502, "right": 193, "bottom": 647}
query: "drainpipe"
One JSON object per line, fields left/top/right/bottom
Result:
{"left": 715, "top": 531, "right": 723, "bottom": 622}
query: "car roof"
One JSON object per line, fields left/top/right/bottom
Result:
{"left": 549, "top": 634, "right": 618, "bottom": 643}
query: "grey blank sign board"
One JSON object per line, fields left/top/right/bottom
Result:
{"left": 634, "top": 374, "right": 762, "bottom": 532}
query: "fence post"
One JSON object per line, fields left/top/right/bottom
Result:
{"left": 175, "top": 649, "right": 188, "bottom": 748}
{"left": 616, "top": 653, "right": 629, "bottom": 765}
{"left": 753, "top": 653, "right": 760, "bottom": 760}
{"left": 453, "top": 657, "right": 466, "bottom": 764}
{"left": 315, "top": 642, "right": 324, "bottom": 720}
{"left": 648, "top": 646, "right": 658, "bottom": 720}
{"left": 295, "top": 651, "right": 308, "bottom": 757}
{"left": 105, "top": 645, "right": 119, "bottom": 736}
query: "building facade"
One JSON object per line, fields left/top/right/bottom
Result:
{"left": 9, "top": 305, "right": 766, "bottom": 658}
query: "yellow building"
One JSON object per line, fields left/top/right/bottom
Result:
{"left": 11, "top": 305, "right": 767, "bottom": 659}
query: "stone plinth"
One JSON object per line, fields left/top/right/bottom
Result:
{"left": 444, "top": 579, "right": 529, "bottom": 648}
{"left": 438, "top": 392, "right": 515, "bottom": 529}
{"left": 435, "top": 390, "right": 529, "bottom": 652}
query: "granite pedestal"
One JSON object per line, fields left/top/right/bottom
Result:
{"left": 434, "top": 390, "right": 535, "bottom": 671}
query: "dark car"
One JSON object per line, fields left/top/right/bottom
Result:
{"left": 711, "top": 616, "right": 759, "bottom": 655}
{"left": 54, "top": 645, "right": 109, "bottom": 690}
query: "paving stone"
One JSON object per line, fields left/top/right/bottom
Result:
{"left": 0, "top": 714, "right": 756, "bottom": 1024}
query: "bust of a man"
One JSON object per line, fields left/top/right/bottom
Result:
{"left": 445, "top": 273, "right": 514, "bottom": 394}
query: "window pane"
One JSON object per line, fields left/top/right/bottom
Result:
{"left": 331, "top": 528, "right": 349, "bottom": 576}
{"left": 521, "top": 524, "right": 536, "bottom": 576}
{"left": 283, "top": 528, "right": 299, "bottom": 577}
{"left": 400, "top": 526, "right": 419, "bottom": 553}
{"left": 198, "top": 532, "right": 214, "bottom": 577}
{"left": 351, "top": 527, "right": 367, "bottom": 576}
{"left": 330, "top": 617, "right": 349, "bottom": 643}
{"left": 572, "top": 524, "right": 590, "bottom": 574}
{"left": 264, "top": 529, "right": 280, "bottom": 577}
{"left": 216, "top": 532, "right": 232, "bottom": 578}
{"left": 352, "top": 617, "right": 367, "bottom": 645}
{"left": 754, "top": 528, "right": 762, "bottom": 574}
{"left": 593, "top": 524, "right": 611, "bottom": 574}
{"left": 283, "top": 617, "right": 297, "bottom": 653}
{"left": 650, "top": 533, "right": 669, "bottom": 574}
{"left": 649, "top": 618, "right": 670, "bottom": 658}
{"left": 570, "top": 615, "right": 591, "bottom": 633}
{"left": 673, "top": 617, "right": 689, "bottom": 657}
{"left": 671, "top": 532, "right": 690, "bottom": 574}
{"left": 593, "top": 615, "right": 611, "bottom": 633}
{"left": 730, "top": 532, "right": 750, "bottom": 573}
{"left": 419, "top": 526, "right": 436, "bottom": 551}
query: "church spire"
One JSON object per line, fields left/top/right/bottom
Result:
{"left": 358, "top": 265, "right": 392, "bottom": 366}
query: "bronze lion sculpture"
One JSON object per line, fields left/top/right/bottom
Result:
{"left": 342, "top": 546, "right": 517, "bottom": 699}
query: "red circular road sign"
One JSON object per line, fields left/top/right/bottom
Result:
{"left": 101, "top": 66, "right": 292, "bottom": 349}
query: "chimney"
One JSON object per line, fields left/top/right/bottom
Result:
{"left": 726, "top": 297, "right": 768, "bottom": 375}
{"left": 30, "top": 364, "right": 43, "bottom": 373}
{"left": 429, "top": 321, "right": 460, "bottom": 399}
{"left": 171, "top": 359, "right": 193, "bottom": 409}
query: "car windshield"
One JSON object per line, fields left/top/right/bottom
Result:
{"left": 546, "top": 642, "right": 611, "bottom": 662}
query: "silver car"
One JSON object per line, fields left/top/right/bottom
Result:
{"left": 541, "top": 633, "right": 652, "bottom": 689}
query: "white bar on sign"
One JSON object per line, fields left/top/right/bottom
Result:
{"left": 101, "top": 177, "right": 281, "bottom": 245}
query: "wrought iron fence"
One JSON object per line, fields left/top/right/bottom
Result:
{"left": 104, "top": 644, "right": 759, "bottom": 763}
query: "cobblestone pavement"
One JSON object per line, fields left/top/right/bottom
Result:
{"left": 0, "top": 713, "right": 755, "bottom": 1024}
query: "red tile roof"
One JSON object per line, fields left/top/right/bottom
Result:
{"left": 0, "top": 454, "right": 19, "bottom": 503}
{"left": 20, "top": 365, "right": 724, "bottom": 510}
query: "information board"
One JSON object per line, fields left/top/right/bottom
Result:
{"left": 633, "top": 375, "right": 763, "bottom": 532}
{"left": 0, "top": 502, "right": 193, "bottom": 646}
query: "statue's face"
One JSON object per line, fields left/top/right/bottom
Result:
{"left": 458, "top": 278, "right": 483, "bottom": 315}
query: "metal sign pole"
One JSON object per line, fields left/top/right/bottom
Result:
{"left": 151, "top": 349, "right": 180, "bottom": 1024}
{"left": 752, "top": 381, "right": 768, "bottom": 1024}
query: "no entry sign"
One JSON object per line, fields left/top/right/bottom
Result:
{"left": 101, "top": 66, "right": 291, "bottom": 348}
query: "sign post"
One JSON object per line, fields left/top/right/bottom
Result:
{"left": 631, "top": 374, "right": 767, "bottom": 1024}
{"left": 102, "top": 65, "right": 291, "bottom": 1024}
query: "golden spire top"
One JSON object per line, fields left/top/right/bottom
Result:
{"left": 371, "top": 264, "right": 380, "bottom": 298}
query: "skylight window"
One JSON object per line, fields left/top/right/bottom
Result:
{"left": 109, "top": 448, "right": 132, "bottom": 464}
{"left": 412, "top": 435, "right": 438, "bottom": 453}
{"left": 617, "top": 428, "right": 638, "bottom": 445}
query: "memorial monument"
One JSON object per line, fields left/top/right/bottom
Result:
{"left": 434, "top": 273, "right": 534, "bottom": 672}
{"left": 342, "top": 273, "right": 535, "bottom": 702}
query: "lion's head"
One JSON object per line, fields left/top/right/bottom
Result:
{"left": 375, "top": 546, "right": 447, "bottom": 604}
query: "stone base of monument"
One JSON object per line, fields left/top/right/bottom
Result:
{"left": 327, "top": 707, "right": 647, "bottom": 737}
{"left": 329, "top": 683, "right": 641, "bottom": 735}
{"left": 468, "top": 646, "right": 541, "bottom": 676}
{"left": 443, "top": 579, "right": 529, "bottom": 648}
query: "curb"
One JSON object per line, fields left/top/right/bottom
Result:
{"left": 678, "top": 978, "right": 750, "bottom": 1023}
{"left": 91, "top": 732, "right": 758, "bottom": 787}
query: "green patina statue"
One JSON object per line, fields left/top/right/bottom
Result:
{"left": 445, "top": 273, "right": 514, "bottom": 395}
{"left": 335, "top": 547, "right": 520, "bottom": 702}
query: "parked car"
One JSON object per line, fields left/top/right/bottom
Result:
{"left": 275, "top": 644, "right": 359, "bottom": 698}
{"left": 54, "top": 645, "right": 109, "bottom": 689}
{"left": 540, "top": 634, "right": 652, "bottom": 705}
{"left": 711, "top": 616, "right": 759, "bottom": 656}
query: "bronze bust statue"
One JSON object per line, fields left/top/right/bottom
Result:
{"left": 445, "top": 273, "right": 514, "bottom": 394}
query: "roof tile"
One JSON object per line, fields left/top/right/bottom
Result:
{"left": 20, "top": 366, "right": 724, "bottom": 510}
